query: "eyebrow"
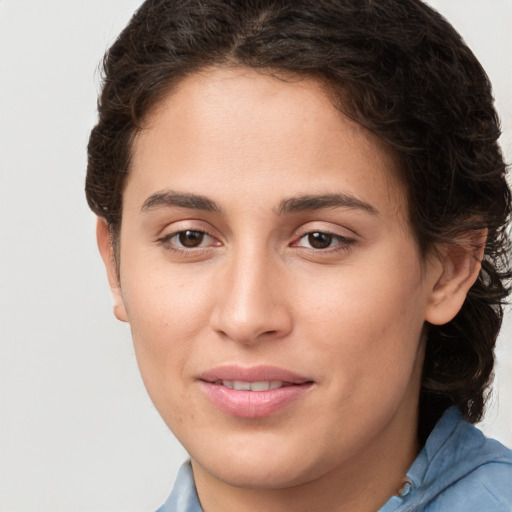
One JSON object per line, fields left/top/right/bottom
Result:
{"left": 141, "top": 191, "right": 221, "bottom": 213}
{"left": 140, "top": 190, "right": 378, "bottom": 216}
{"left": 275, "top": 193, "right": 379, "bottom": 216}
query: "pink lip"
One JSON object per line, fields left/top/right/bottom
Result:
{"left": 198, "top": 365, "right": 314, "bottom": 419}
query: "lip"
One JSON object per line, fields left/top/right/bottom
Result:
{"left": 198, "top": 365, "right": 314, "bottom": 419}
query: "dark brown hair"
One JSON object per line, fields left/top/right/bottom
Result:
{"left": 86, "top": 0, "right": 511, "bottom": 435}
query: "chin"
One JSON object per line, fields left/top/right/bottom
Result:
{"left": 188, "top": 433, "right": 329, "bottom": 490}
{"left": 201, "top": 460, "right": 317, "bottom": 490}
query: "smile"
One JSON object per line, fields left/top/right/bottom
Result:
{"left": 215, "top": 380, "right": 293, "bottom": 391}
{"left": 198, "top": 366, "right": 314, "bottom": 418}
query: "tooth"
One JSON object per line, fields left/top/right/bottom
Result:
{"left": 221, "top": 380, "right": 287, "bottom": 391}
{"left": 250, "top": 381, "right": 270, "bottom": 391}
{"left": 233, "top": 380, "right": 251, "bottom": 391}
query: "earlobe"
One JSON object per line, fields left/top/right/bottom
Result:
{"left": 425, "top": 229, "right": 487, "bottom": 326}
{"left": 96, "top": 218, "right": 128, "bottom": 323}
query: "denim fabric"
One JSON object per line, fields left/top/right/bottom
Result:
{"left": 157, "top": 463, "right": 201, "bottom": 512}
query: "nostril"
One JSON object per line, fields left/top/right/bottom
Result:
{"left": 210, "top": 300, "right": 293, "bottom": 344}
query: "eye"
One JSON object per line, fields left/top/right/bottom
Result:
{"left": 295, "top": 231, "right": 354, "bottom": 250}
{"left": 175, "top": 230, "right": 207, "bottom": 248}
{"left": 158, "top": 229, "right": 218, "bottom": 250}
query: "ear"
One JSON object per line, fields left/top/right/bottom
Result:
{"left": 425, "top": 229, "right": 487, "bottom": 325}
{"left": 96, "top": 218, "right": 128, "bottom": 322}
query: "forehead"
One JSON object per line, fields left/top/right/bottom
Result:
{"left": 128, "top": 66, "right": 407, "bottom": 222}
{"left": 138, "top": 67, "right": 394, "bottom": 160}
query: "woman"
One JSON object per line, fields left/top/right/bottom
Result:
{"left": 86, "top": 0, "right": 512, "bottom": 510}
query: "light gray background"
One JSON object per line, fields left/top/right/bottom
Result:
{"left": 0, "top": 1, "right": 511, "bottom": 511}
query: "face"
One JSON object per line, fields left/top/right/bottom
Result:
{"left": 100, "top": 67, "right": 451, "bottom": 493}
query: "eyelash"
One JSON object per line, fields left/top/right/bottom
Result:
{"left": 157, "top": 228, "right": 356, "bottom": 256}
{"left": 157, "top": 229, "right": 218, "bottom": 255}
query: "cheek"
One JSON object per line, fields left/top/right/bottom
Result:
{"left": 298, "top": 256, "right": 427, "bottom": 393}
{"left": 121, "top": 253, "right": 214, "bottom": 336}
{"left": 119, "top": 261, "right": 215, "bottom": 407}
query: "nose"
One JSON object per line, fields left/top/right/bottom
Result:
{"left": 209, "top": 247, "right": 293, "bottom": 345}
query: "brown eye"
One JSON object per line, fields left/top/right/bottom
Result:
{"left": 307, "top": 232, "right": 333, "bottom": 249}
{"left": 177, "top": 230, "right": 205, "bottom": 247}
{"left": 294, "top": 231, "right": 355, "bottom": 252}
{"left": 158, "top": 229, "right": 220, "bottom": 254}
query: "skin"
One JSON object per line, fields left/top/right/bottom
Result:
{"left": 98, "top": 67, "right": 482, "bottom": 512}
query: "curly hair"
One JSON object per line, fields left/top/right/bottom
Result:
{"left": 86, "top": 0, "right": 511, "bottom": 435}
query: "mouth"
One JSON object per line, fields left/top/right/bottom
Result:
{"left": 198, "top": 366, "right": 314, "bottom": 418}
{"left": 211, "top": 380, "right": 299, "bottom": 391}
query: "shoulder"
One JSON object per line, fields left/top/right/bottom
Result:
{"left": 425, "top": 459, "right": 512, "bottom": 511}
{"left": 425, "top": 408, "right": 512, "bottom": 510}
{"left": 396, "top": 407, "right": 512, "bottom": 512}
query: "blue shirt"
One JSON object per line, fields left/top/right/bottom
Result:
{"left": 157, "top": 407, "right": 512, "bottom": 511}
